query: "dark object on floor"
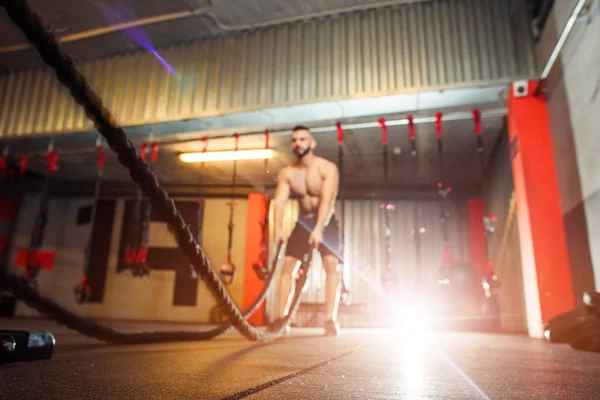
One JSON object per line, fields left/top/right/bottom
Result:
{"left": 0, "top": 330, "right": 55, "bottom": 363}
{"left": 569, "top": 318, "right": 600, "bottom": 352}
{"left": 544, "top": 292, "right": 600, "bottom": 352}
{"left": 0, "top": 295, "right": 16, "bottom": 317}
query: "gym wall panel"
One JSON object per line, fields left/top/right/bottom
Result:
{"left": 7, "top": 194, "right": 247, "bottom": 323}
{"left": 549, "top": 0, "right": 600, "bottom": 292}
{"left": 533, "top": 1, "right": 598, "bottom": 302}
{"left": 0, "top": 0, "right": 536, "bottom": 138}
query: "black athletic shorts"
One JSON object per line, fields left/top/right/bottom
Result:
{"left": 285, "top": 215, "right": 343, "bottom": 263}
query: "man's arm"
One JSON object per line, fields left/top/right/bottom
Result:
{"left": 273, "top": 168, "right": 290, "bottom": 237}
{"left": 315, "top": 162, "right": 339, "bottom": 233}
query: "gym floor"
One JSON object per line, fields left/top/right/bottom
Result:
{"left": 1, "top": 318, "right": 599, "bottom": 399}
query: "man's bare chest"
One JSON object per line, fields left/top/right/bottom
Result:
{"left": 288, "top": 168, "right": 322, "bottom": 197}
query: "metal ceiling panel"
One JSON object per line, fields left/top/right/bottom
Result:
{"left": 0, "top": 0, "right": 534, "bottom": 139}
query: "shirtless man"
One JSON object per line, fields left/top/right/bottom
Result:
{"left": 267, "top": 125, "right": 342, "bottom": 336}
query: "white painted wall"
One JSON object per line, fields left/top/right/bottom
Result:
{"left": 553, "top": 0, "right": 600, "bottom": 290}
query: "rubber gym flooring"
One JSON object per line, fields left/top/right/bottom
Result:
{"left": 1, "top": 318, "right": 600, "bottom": 399}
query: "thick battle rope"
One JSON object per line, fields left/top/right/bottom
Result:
{"left": 1, "top": 243, "right": 285, "bottom": 344}
{"left": 0, "top": 0, "right": 304, "bottom": 343}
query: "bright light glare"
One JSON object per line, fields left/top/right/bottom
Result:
{"left": 392, "top": 299, "right": 431, "bottom": 332}
{"left": 179, "top": 149, "right": 275, "bottom": 163}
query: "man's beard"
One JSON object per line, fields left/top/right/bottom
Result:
{"left": 294, "top": 147, "right": 311, "bottom": 159}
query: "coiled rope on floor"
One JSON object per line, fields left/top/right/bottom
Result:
{"left": 0, "top": 0, "right": 308, "bottom": 343}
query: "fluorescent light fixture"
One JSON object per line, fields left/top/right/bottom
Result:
{"left": 179, "top": 149, "right": 275, "bottom": 163}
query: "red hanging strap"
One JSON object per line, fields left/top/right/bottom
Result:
{"left": 151, "top": 142, "right": 159, "bottom": 163}
{"left": 124, "top": 248, "right": 136, "bottom": 264}
{"left": 336, "top": 122, "right": 344, "bottom": 145}
{"left": 19, "top": 154, "right": 28, "bottom": 175}
{"left": 435, "top": 113, "right": 443, "bottom": 138}
{"left": 265, "top": 129, "right": 270, "bottom": 149}
{"left": 96, "top": 142, "right": 105, "bottom": 169}
{"left": 135, "top": 248, "right": 148, "bottom": 264}
{"left": 472, "top": 109, "right": 482, "bottom": 135}
{"left": 234, "top": 133, "right": 239, "bottom": 151}
{"left": 46, "top": 150, "right": 58, "bottom": 172}
{"left": 407, "top": 115, "right": 415, "bottom": 141}
{"left": 202, "top": 136, "right": 208, "bottom": 153}
{"left": 140, "top": 143, "right": 148, "bottom": 162}
{"left": 442, "top": 246, "right": 453, "bottom": 264}
{"left": 0, "top": 156, "right": 6, "bottom": 179}
{"left": 378, "top": 118, "right": 388, "bottom": 146}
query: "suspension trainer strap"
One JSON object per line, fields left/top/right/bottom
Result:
{"left": 252, "top": 196, "right": 272, "bottom": 280}
{"left": 435, "top": 113, "right": 453, "bottom": 273}
{"left": 0, "top": 147, "right": 7, "bottom": 184}
{"left": 408, "top": 115, "right": 417, "bottom": 178}
{"left": 24, "top": 141, "right": 57, "bottom": 284}
{"left": 134, "top": 140, "right": 158, "bottom": 276}
{"left": 221, "top": 134, "right": 238, "bottom": 284}
{"left": 379, "top": 118, "right": 388, "bottom": 184}
{"left": 136, "top": 141, "right": 149, "bottom": 260}
{"left": 139, "top": 141, "right": 159, "bottom": 255}
{"left": 473, "top": 109, "right": 484, "bottom": 173}
{"left": 436, "top": 113, "right": 444, "bottom": 187}
{"left": 19, "top": 154, "right": 28, "bottom": 180}
{"left": 408, "top": 115, "right": 416, "bottom": 156}
{"left": 0, "top": 147, "right": 11, "bottom": 198}
{"left": 121, "top": 142, "right": 145, "bottom": 271}
{"left": 334, "top": 122, "right": 351, "bottom": 303}
{"left": 435, "top": 113, "right": 450, "bottom": 246}
{"left": 74, "top": 137, "right": 104, "bottom": 303}
{"left": 379, "top": 118, "right": 394, "bottom": 286}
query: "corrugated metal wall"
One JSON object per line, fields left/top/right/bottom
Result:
{"left": 265, "top": 198, "right": 473, "bottom": 327}
{"left": 0, "top": 0, "right": 536, "bottom": 139}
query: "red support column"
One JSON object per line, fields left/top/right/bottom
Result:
{"left": 467, "top": 198, "right": 488, "bottom": 277}
{"left": 508, "top": 81, "right": 575, "bottom": 338}
{"left": 242, "top": 193, "right": 270, "bottom": 325}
